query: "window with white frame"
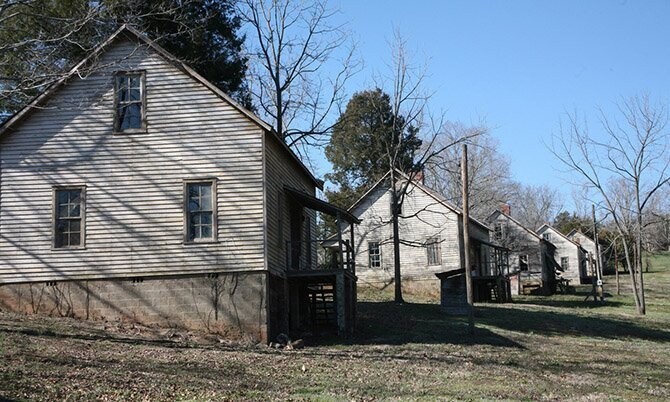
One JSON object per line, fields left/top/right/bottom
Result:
{"left": 494, "top": 222, "right": 505, "bottom": 241}
{"left": 543, "top": 232, "right": 552, "bottom": 242}
{"left": 185, "top": 180, "right": 216, "bottom": 242}
{"left": 114, "top": 71, "right": 145, "bottom": 132}
{"left": 368, "top": 241, "right": 381, "bottom": 268}
{"left": 426, "top": 237, "right": 441, "bottom": 265}
{"left": 54, "top": 187, "right": 85, "bottom": 248}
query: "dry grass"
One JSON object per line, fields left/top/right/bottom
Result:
{"left": 1, "top": 254, "right": 669, "bottom": 400}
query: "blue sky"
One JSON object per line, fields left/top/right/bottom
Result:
{"left": 312, "top": 0, "right": 670, "bottom": 206}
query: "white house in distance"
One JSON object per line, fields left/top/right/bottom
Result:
{"left": 487, "top": 208, "right": 558, "bottom": 295}
{"left": 343, "top": 170, "right": 507, "bottom": 293}
{"left": 567, "top": 229, "right": 600, "bottom": 279}
{"left": 0, "top": 25, "right": 359, "bottom": 342}
{"left": 536, "top": 224, "right": 587, "bottom": 284}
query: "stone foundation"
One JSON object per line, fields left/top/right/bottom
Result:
{"left": 0, "top": 271, "right": 268, "bottom": 342}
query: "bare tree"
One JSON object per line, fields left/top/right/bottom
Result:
{"left": 552, "top": 94, "right": 670, "bottom": 315}
{"left": 378, "top": 31, "right": 480, "bottom": 303}
{"left": 424, "top": 123, "right": 512, "bottom": 221}
{"left": 238, "top": 0, "right": 357, "bottom": 156}
{"left": 509, "top": 183, "right": 564, "bottom": 231}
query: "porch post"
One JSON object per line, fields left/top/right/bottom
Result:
{"left": 350, "top": 223, "right": 356, "bottom": 276}
{"left": 335, "top": 212, "right": 346, "bottom": 335}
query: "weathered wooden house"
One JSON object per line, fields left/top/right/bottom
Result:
{"left": 566, "top": 229, "right": 600, "bottom": 281}
{"left": 0, "top": 25, "right": 358, "bottom": 342}
{"left": 342, "top": 170, "right": 509, "bottom": 302}
{"left": 487, "top": 208, "right": 558, "bottom": 295}
{"left": 536, "top": 224, "right": 587, "bottom": 284}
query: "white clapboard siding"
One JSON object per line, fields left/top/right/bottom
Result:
{"left": 0, "top": 37, "right": 268, "bottom": 284}
{"left": 489, "top": 212, "right": 544, "bottom": 273}
{"left": 537, "top": 226, "right": 582, "bottom": 281}
{"left": 263, "top": 134, "right": 317, "bottom": 275}
{"left": 352, "top": 180, "right": 490, "bottom": 283}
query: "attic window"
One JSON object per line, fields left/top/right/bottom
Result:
{"left": 114, "top": 71, "right": 145, "bottom": 132}
{"left": 543, "top": 233, "right": 552, "bottom": 242}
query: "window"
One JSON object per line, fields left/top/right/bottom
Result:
{"left": 368, "top": 242, "right": 381, "bottom": 268}
{"left": 561, "top": 257, "right": 570, "bottom": 270}
{"left": 494, "top": 222, "right": 505, "bottom": 241}
{"left": 53, "top": 187, "right": 85, "bottom": 248}
{"left": 519, "top": 254, "right": 529, "bottom": 271}
{"left": 114, "top": 71, "right": 145, "bottom": 132}
{"left": 543, "top": 232, "right": 552, "bottom": 242}
{"left": 184, "top": 180, "right": 216, "bottom": 242}
{"left": 426, "top": 237, "right": 441, "bottom": 265}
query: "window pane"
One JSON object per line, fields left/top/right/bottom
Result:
{"left": 200, "top": 184, "right": 211, "bottom": 200}
{"left": 191, "top": 212, "right": 201, "bottom": 225}
{"left": 200, "top": 212, "right": 212, "bottom": 225}
{"left": 70, "top": 204, "right": 80, "bottom": 217}
{"left": 200, "top": 193, "right": 212, "bottom": 210}
{"left": 69, "top": 190, "right": 80, "bottom": 204}
{"left": 129, "top": 88, "right": 141, "bottom": 101}
{"left": 70, "top": 220, "right": 80, "bottom": 232}
{"left": 188, "top": 199, "right": 200, "bottom": 212}
{"left": 58, "top": 204, "right": 69, "bottom": 218}
{"left": 55, "top": 232, "right": 66, "bottom": 248}
{"left": 130, "top": 75, "right": 141, "bottom": 88}
{"left": 127, "top": 103, "right": 141, "bottom": 127}
{"left": 200, "top": 224, "right": 212, "bottom": 238}
{"left": 70, "top": 233, "right": 80, "bottom": 246}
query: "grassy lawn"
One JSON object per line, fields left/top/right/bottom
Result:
{"left": 1, "top": 254, "right": 669, "bottom": 400}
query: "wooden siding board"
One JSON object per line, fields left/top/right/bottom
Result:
{"left": 263, "top": 134, "right": 316, "bottom": 275}
{"left": 0, "top": 38, "right": 267, "bottom": 284}
{"left": 352, "top": 181, "right": 490, "bottom": 283}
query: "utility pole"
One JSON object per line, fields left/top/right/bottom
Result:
{"left": 592, "top": 204, "right": 604, "bottom": 301}
{"left": 461, "top": 144, "right": 474, "bottom": 334}
{"left": 391, "top": 169, "right": 403, "bottom": 304}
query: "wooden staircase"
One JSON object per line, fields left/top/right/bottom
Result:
{"left": 308, "top": 283, "right": 336, "bottom": 328}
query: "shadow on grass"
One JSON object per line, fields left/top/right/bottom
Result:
{"left": 328, "top": 301, "right": 524, "bottom": 348}
{"left": 320, "top": 300, "right": 670, "bottom": 348}
{"left": 512, "top": 295, "right": 624, "bottom": 309}
{"left": 476, "top": 305, "right": 670, "bottom": 342}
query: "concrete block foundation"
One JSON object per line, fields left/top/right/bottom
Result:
{"left": 0, "top": 271, "right": 268, "bottom": 342}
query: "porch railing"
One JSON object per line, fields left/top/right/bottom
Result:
{"left": 286, "top": 239, "right": 355, "bottom": 274}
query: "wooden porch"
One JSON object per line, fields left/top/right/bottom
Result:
{"left": 282, "top": 187, "right": 360, "bottom": 338}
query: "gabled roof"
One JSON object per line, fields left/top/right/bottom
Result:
{"left": 536, "top": 223, "right": 584, "bottom": 250}
{"left": 487, "top": 210, "right": 542, "bottom": 241}
{"left": 346, "top": 169, "right": 490, "bottom": 231}
{"left": 0, "top": 24, "right": 322, "bottom": 189}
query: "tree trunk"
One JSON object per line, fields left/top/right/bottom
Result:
{"left": 621, "top": 238, "right": 642, "bottom": 313}
{"left": 636, "top": 192, "right": 646, "bottom": 315}
{"left": 614, "top": 241, "right": 620, "bottom": 296}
